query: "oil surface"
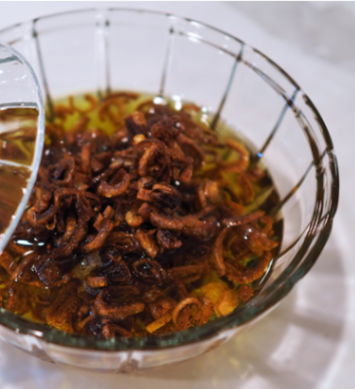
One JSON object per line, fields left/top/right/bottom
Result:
{"left": 0, "top": 107, "right": 38, "bottom": 234}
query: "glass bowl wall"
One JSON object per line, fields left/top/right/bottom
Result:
{"left": 0, "top": 9, "right": 338, "bottom": 372}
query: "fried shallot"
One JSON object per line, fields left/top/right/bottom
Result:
{"left": 0, "top": 92, "right": 280, "bottom": 339}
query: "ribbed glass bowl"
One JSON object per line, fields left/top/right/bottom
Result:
{"left": 0, "top": 8, "right": 339, "bottom": 372}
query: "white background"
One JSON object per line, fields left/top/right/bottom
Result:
{"left": 0, "top": 2, "right": 353, "bottom": 388}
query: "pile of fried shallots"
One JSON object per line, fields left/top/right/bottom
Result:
{"left": 0, "top": 93, "right": 278, "bottom": 338}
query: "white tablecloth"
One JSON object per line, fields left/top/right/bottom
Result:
{"left": 0, "top": 2, "right": 353, "bottom": 388}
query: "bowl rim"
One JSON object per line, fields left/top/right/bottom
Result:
{"left": 0, "top": 7, "right": 339, "bottom": 352}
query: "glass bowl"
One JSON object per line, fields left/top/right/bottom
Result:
{"left": 0, "top": 42, "right": 44, "bottom": 253}
{"left": 0, "top": 8, "right": 339, "bottom": 373}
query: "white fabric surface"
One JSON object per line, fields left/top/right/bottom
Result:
{"left": 0, "top": 2, "right": 353, "bottom": 388}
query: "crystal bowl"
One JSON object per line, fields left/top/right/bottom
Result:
{"left": 0, "top": 8, "right": 339, "bottom": 372}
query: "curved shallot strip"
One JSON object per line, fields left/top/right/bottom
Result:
{"left": 138, "top": 143, "right": 159, "bottom": 176}
{"left": 168, "top": 264, "right": 206, "bottom": 282}
{"left": 222, "top": 210, "right": 265, "bottom": 228}
{"left": 94, "top": 295, "right": 145, "bottom": 320}
{"left": 132, "top": 259, "right": 166, "bottom": 285}
{"left": 225, "top": 252, "right": 273, "bottom": 284}
{"left": 81, "top": 219, "right": 113, "bottom": 253}
{"left": 52, "top": 157, "right": 75, "bottom": 187}
{"left": 211, "top": 227, "right": 228, "bottom": 277}
{"left": 172, "top": 297, "right": 202, "bottom": 329}
{"left": 101, "top": 321, "right": 131, "bottom": 338}
{"left": 220, "top": 139, "right": 249, "bottom": 173}
{"left": 135, "top": 229, "right": 159, "bottom": 259}
{"left": 97, "top": 169, "right": 130, "bottom": 198}
{"left": 150, "top": 212, "right": 215, "bottom": 240}
{"left": 156, "top": 229, "right": 182, "bottom": 249}
{"left": 177, "top": 133, "right": 205, "bottom": 165}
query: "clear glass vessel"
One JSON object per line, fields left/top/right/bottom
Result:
{"left": 0, "top": 9, "right": 339, "bottom": 372}
{"left": 0, "top": 42, "right": 44, "bottom": 253}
